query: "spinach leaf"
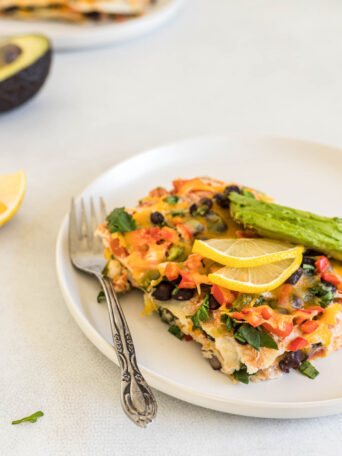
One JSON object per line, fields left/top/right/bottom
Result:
{"left": 221, "top": 313, "right": 235, "bottom": 331}
{"left": 231, "top": 294, "right": 254, "bottom": 311}
{"left": 169, "top": 210, "right": 185, "bottom": 217}
{"left": 188, "top": 294, "right": 210, "bottom": 329}
{"left": 12, "top": 411, "right": 44, "bottom": 425}
{"left": 233, "top": 366, "right": 252, "bottom": 384}
{"left": 234, "top": 324, "right": 260, "bottom": 351}
{"left": 259, "top": 330, "right": 278, "bottom": 350}
{"left": 106, "top": 207, "right": 136, "bottom": 233}
{"left": 298, "top": 360, "right": 319, "bottom": 379}
{"left": 168, "top": 325, "right": 184, "bottom": 340}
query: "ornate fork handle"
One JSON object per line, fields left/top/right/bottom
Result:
{"left": 99, "top": 275, "right": 157, "bottom": 427}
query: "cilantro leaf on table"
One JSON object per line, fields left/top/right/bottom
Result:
{"left": 12, "top": 411, "right": 44, "bottom": 425}
{"left": 97, "top": 290, "right": 105, "bottom": 303}
{"left": 106, "top": 207, "right": 136, "bottom": 233}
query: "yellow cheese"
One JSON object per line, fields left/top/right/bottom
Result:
{"left": 306, "top": 304, "right": 341, "bottom": 347}
{"left": 319, "top": 304, "right": 341, "bottom": 326}
{"left": 306, "top": 324, "right": 332, "bottom": 347}
{"left": 142, "top": 294, "right": 158, "bottom": 316}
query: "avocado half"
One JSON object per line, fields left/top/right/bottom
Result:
{"left": 0, "top": 34, "right": 52, "bottom": 113}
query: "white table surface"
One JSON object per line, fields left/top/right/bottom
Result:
{"left": 2, "top": 0, "right": 342, "bottom": 454}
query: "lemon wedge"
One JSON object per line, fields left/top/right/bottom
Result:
{"left": 0, "top": 170, "right": 26, "bottom": 227}
{"left": 193, "top": 238, "right": 304, "bottom": 267}
{"left": 208, "top": 255, "right": 302, "bottom": 293}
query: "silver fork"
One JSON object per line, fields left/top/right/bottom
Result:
{"left": 69, "top": 197, "right": 157, "bottom": 427}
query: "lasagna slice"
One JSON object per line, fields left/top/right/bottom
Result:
{"left": 96, "top": 177, "right": 342, "bottom": 384}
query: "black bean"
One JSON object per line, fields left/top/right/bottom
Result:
{"left": 302, "top": 256, "right": 316, "bottom": 267}
{"left": 279, "top": 350, "right": 305, "bottom": 373}
{"left": 285, "top": 267, "right": 303, "bottom": 285}
{"left": 214, "top": 193, "right": 230, "bottom": 208}
{"left": 206, "top": 211, "right": 228, "bottom": 233}
{"left": 199, "top": 197, "right": 213, "bottom": 209}
{"left": 209, "top": 356, "right": 221, "bottom": 370}
{"left": 291, "top": 294, "right": 303, "bottom": 309}
{"left": 321, "top": 279, "right": 337, "bottom": 293}
{"left": 85, "top": 11, "right": 101, "bottom": 20}
{"left": 304, "top": 249, "right": 324, "bottom": 257}
{"left": 152, "top": 282, "right": 174, "bottom": 301}
{"left": 189, "top": 203, "right": 198, "bottom": 215}
{"left": 169, "top": 275, "right": 181, "bottom": 286}
{"left": 172, "top": 288, "right": 195, "bottom": 301}
{"left": 150, "top": 211, "right": 164, "bottom": 225}
{"left": 224, "top": 185, "right": 241, "bottom": 196}
{"left": 209, "top": 294, "right": 220, "bottom": 310}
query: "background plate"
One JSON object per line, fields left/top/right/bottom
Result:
{"left": 0, "top": 0, "right": 183, "bottom": 51}
{"left": 56, "top": 135, "right": 342, "bottom": 418}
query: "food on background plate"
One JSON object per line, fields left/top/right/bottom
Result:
{"left": 0, "top": 0, "right": 153, "bottom": 23}
{"left": 0, "top": 34, "right": 51, "bottom": 113}
{"left": 96, "top": 177, "right": 342, "bottom": 384}
{"left": 0, "top": 170, "right": 26, "bottom": 226}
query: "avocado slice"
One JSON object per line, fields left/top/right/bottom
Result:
{"left": 0, "top": 34, "right": 52, "bottom": 113}
{"left": 229, "top": 192, "right": 342, "bottom": 260}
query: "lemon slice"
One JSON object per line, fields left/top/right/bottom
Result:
{"left": 0, "top": 170, "right": 26, "bottom": 227}
{"left": 208, "top": 255, "right": 302, "bottom": 293}
{"left": 193, "top": 238, "right": 303, "bottom": 267}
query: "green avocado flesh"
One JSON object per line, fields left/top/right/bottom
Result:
{"left": 0, "top": 34, "right": 51, "bottom": 113}
{"left": 229, "top": 192, "right": 342, "bottom": 260}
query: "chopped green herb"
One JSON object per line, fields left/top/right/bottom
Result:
{"left": 259, "top": 330, "right": 278, "bottom": 350}
{"left": 193, "top": 205, "right": 210, "bottom": 216}
{"left": 106, "top": 207, "right": 136, "bottom": 233}
{"left": 221, "top": 313, "right": 235, "bottom": 331}
{"left": 158, "top": 307, "right": 174, "bottom": 324}
{"left": 188, "top": 294, "right": 210, "bottom": 329}
{"left": 303, "top": 263, "right": 315, "bottom": 272}
{"left": 298, "top": 360, "right": 319, "bottom": 379}
{"left": 309, "top": 284, "right": 335, "bottom": 308}
{"left": 97, "top": 290, "right": 105, "bottom": 303}
{"left": 253, "top": 296, "right": 266, "bottom": 307}
{"left": 169, "top": 210, "right": 185, "bottom": 217}
{"left": 165, "top": 196, "right": 180, "bottom": 205}
{"left": 166, "top": 245, "right": 186, "bottom": 262}
{"left": 12, "top": 411, "right": 44, "bottom": 425}
{"left": 102, "top": 261, "right": 110, "bottom": 276}
{"left": 232, "top": 294, "right": 254, "bottom": 311}
{"left": 233, "top": 366, "right": 253, "bottom": 384}
{"left": 168, "top": 325, "right": 184, "bottom": 340}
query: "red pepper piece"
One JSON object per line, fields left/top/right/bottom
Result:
{"left": 263, "top": 320, "right": 293, "bottom": 338}
{"left": 287, "top": 337, "right": 309, "bottom": 351}
{"left": 260, "top": 306, "right": 273, "bottom": 320}
{"left": 315, "top": 256, "right": 330, "bottom": 274}
{"left": 184, "top": 335, "right": 193, "bottom": 341}
{"left": 301, "top": 320, "right": 319, "bottom": 334}
{"left": 211, "top": 284, "right": 235, "bottom": 307}
{"left": 321, "top": 272, "right": 340, "bottom": 286}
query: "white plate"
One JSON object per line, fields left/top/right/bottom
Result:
{"left": 56, "top": 135, "right": 342, "bottom": 419}
{"left": 1, "top": 0, "right": 183, "bottom": 51}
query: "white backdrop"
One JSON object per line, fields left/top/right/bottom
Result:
{"left": 1, "top": 1, "right": 342, "bottom": 454}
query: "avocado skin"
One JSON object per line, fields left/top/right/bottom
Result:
{"left": 0, "top": 48, "right": 51, "bottom": 113}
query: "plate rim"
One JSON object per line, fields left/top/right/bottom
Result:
{"left": 56, "top": 134, "right": 342, "bottom": 418}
